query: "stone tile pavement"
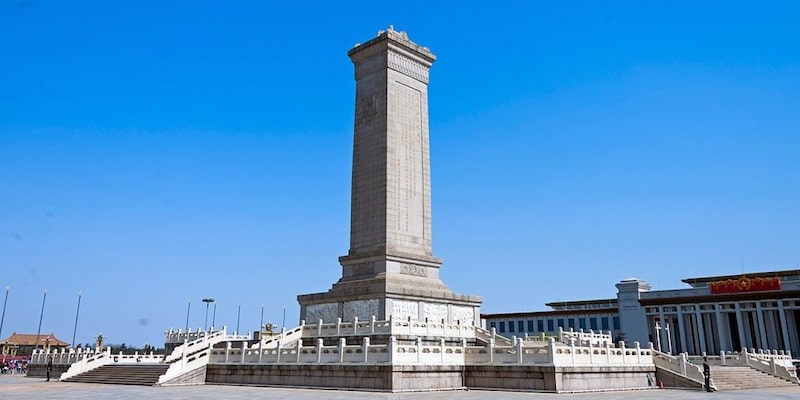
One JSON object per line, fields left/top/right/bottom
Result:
{"left": 2, "top": 375, "right": 799, "bottom": 399}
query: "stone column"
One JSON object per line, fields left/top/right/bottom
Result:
{"left": 777, "top": 302, "right": 792, "bottom": 355}
{"left": 755, "top": 302, "right": 768, "bottom": 350}
{"left": 676, "top": 306, "right": 687, "bottom": 354}
{"left": 714, "top": 303, "right": 727, "bottom": 352}
{"left": 734, "top": 303, "right": 746, "bottom": 350}
{"left": 694, "top": 307, "right": 707, "bottom": 355}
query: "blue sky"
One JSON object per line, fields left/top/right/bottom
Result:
{"left": 1, "top": 1, "right": 799, "bottom": 347}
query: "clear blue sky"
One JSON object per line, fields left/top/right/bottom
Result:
{"left": 1, "top": 1, "right": 799, "bottom": 347}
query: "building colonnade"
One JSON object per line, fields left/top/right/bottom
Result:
{"left": 645, "top": 298, "right": 800, "bottom": 356}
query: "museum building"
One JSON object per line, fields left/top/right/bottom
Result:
{"left": 482, "top": 269, "right": 800, "bottom": 357}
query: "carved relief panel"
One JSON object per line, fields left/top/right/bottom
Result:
{"left": 423, "top": 303, "right": 448, "bottom": 323}
{"left": 391, "top": 300, "right": 419, "bottom": 321}
{"left": 343, "top": 299, "right": 380, "bottom": 322}
{"left": 451, "top": 306, "right": 475, "bottom": 325}
{"left": 305, "top": 303, "right": 339, "bottom": 324}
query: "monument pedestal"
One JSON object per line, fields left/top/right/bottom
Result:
{"left": 298, "top": 251, "right": 481, "bottom": 325}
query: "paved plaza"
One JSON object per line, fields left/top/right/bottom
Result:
{"left": 1, "top": 376, "right": 798, "bottom": 400}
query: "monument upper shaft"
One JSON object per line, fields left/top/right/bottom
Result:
{"left": 345, "top": 28, "right": 438, "bottom": 263}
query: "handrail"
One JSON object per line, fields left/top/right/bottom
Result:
{"left": 207, "top": 333, "right": 655, "bottom": 368}
{"left": 164, "top": 328, "right": 228, "bottom": 364}
{"left": 558, "top": 327, "right": 614, "bottom": 346}
{"left": 474, "top": 326, "right": 513, "bottom": 346}
{"left": 156, "top": 327, "right": 237, "bottom": 385}
{"left": 157, "top": 343, "right": 212, "bottom": 385}
{"left": 255, "top": 325, "right": 303, "bottom": 349}
{"left": 685, "top": 348, "right": 798, "bottom": 384}
{"left": 49, "top": 346, "right": 165, "bottom": 381}
{"left": 59, "top": 347, "right": 113, "bottom": 381}
{"left": 742, "top": 350, "right": 799, "bottom": 384}
{"left": 651, "top": 348, "right": 712, "bottom": 390}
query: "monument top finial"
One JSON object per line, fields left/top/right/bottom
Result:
{"left": 350, "top": 26, "right": 435, "bottom": 63}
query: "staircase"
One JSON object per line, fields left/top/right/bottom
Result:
{"left": 710, "top": 366, "right": 799, "bottom": 390}
{"left": 63, "top": 364, "right": 170, "bottom": 386}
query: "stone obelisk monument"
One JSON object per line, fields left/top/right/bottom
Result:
{"left": 298, "top": 27, "right": 482, "bottom": 325}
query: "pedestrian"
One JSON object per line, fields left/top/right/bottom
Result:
{"left": 46, "top": 355, "right": 53, "bottom": 382}
{"left": 702, "top": 356, "right": 711, "bottom": 392}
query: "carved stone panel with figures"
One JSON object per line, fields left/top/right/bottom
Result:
{"left": 451, "top": 305, "right": 475, "bottom": 325}
{"left": 343, "top": 299, "right": 380, "bottom": 321}
{"left": 423, "top": 303, "right": 448, "bottom": 323}
{"left": 392, "top": 300, "right": 419, "bottom": 321}
{"left": 306, "top": 303, "right": 339, "bottom": 324}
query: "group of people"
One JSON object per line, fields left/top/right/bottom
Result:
{"left": 1, "top": 360, "right": 27, "bottom": 374}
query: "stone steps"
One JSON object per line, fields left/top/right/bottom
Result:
{"left": 63, "top": 363, "right": 170, "bottom": 386}
{"left": 709, "top": 366, "right": 798, "bottom": 390}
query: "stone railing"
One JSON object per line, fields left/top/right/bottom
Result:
{"left": 54, "top": 347, "right": 164, "bottom": 381}
{"left": 165, "top": 327, "right": 215, "bottom": 344}
{"left": 658, "top": 347, "right": 798, "bottom": 387}
{"left": 290, "top": 317, "right": 496, "bottom": 343}
{"left": 465, "top": 338, "right": 551, "bottom": 365}
{"left": 31, "top": 347, "right": 165, "bottom": 381}
{"left": 213, "top": 337, "right": 395, "bottom": 365}
{"left": 157, "top": 326, "right": 250, "bottom": 385}
{"left": 249, "top": 325, "right": 305, "bottom": 350}
{"left": 521, "top": 332, "right": 556, "bottom": 343}
{"left": 743, "top": 350, "right": 798, "bottom": 383}
{"left": 58, "top": 347, "right": 113, "bottom": 381}
{"left": 652, "top": 349, "right": 709, "bottom": 389}
{"left": 391, "top": 337, "right": 468, "bottom": 365}
{"left": 389, "top": 319, "right": 478, "bottom": 339}
{"left": 475, "top": 327, "right": 514, "bottom": 346}
{"left": 163, "top": 328, "right": 234, "bottom": 364}
{"left": 165, "top": 327, "right": 251, "bottom": 344}
{"left": 157, "top": 341, "right": 212, "bottom": 385}
{"left": 301, "top": 317, "right": 393, "bottom": 337}
{"left": 551, "top": 339, "right": 652, "bottom": 366}
{"left": 30, "top": 347, "right": 112, "bottom": 365}
{"left": 299, "top": 317, "right": 481, "bottom": 339}
{"left": 558, "top": 327, "right": 614, "bottom": 347}
{"left": 208, "top": 335, "right": 654, "bottom": 368}
{"left": 696, "top": 348, "right": 798, "bottom": 384}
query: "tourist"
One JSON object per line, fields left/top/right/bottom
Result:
{"left": 46, "top": 355, "right": 53, "bottom": 382}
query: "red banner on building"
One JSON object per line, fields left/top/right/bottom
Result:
{"left": 709, "top": 276, "right": 781, "bottom": 295}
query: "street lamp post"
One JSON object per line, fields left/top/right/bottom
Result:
{"left": 0, "top": 287, "right": 9, "bottom": 341}
{"left": 185, "top": 300, "right": 191, "bottom": 332}
{"left": 236, "top": 304, "right": 241, "bottom": 334}
{"left": 34, "top": 289, "right": 47, "bottom": 351}
{"left": 71, "top": 291, "right": 83, "bottom": 348}
{"left": 202, "top": 298, "right": 215, "bottom": 332}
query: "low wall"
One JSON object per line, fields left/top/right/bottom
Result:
{"left": 465, "top": 365, "right": 657, "bottom": 393}
{"left": 655, "top": 368, "right": 704, "bottom": 390}
{"left": 160, "top": 365, "right": 207, "bottom": 386}
{"left": 207, "top": 363, "right": 657, "bottom": 393}
{"left": 558, "top": 366, "right": 656, "bottom": 392}
{"left": 206, "top": 364, "right": 465, "bottom": 392}
{"left": 26, "top": 363, "right": 71, "bottom": 379}
{"left": 465, "top": 365, "right": 555, "bottom": 391}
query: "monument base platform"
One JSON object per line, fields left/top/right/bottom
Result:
{"left": 206, "top": 364, "right": 465, "bottom": 392}
{"left": 205, "top": 363, "right": 657, "bottom": 393}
